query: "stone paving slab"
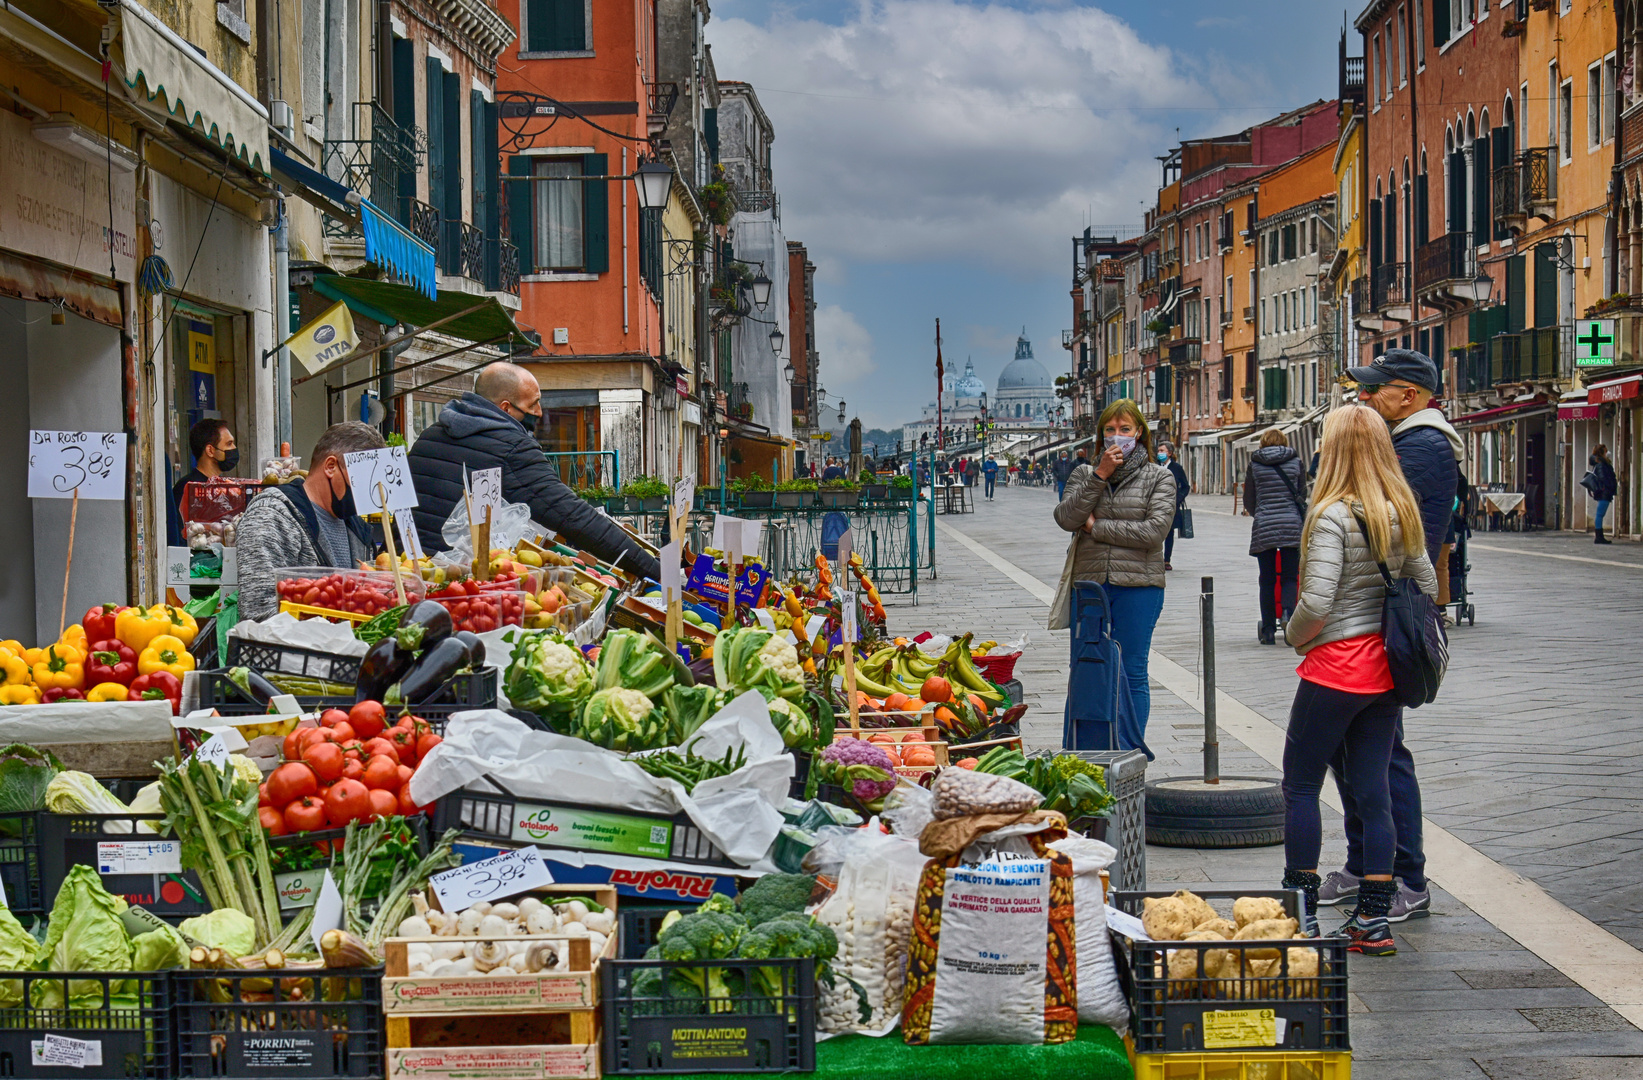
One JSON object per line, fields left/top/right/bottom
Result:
{"left": 890, "top": 485, "right": 1643, "bottom": 1072}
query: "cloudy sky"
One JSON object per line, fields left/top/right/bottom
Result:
{"left": 707, "top": 0, "right": 1351, "bottom": 430}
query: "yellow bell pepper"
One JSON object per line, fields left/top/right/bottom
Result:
{"left": 21, "top": 646, "right": 47, "bottom": 669}
{"left": 148, "top": 604, "right": 197, "bottom": 648}
{"left": 85, "top": 681, "right": 132, "bottom": 702}
{"left": 137, "top": 635, "right": 194, "bottom": 679}
{"left": 60, "top": 624, "right": 88, "bottom": 655}
{"left": 0, "top": 684, "right": 42, "bottom": 705}
{"left": 0, "top": 647, "right": 28, "bottom": 686}
{"left": 31, "top": 643, "right": 85, "bottom": 691}
{"left": 118, "top": 605, "right": 197, "bottom": 651}
{"left": 0, "top": 639, "right": 25, "bottom": 657}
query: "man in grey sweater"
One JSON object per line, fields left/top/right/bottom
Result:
{"left": 236, "top": 422, "right": 385, "bottom": 621}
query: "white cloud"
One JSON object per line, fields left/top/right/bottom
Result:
{"left": 709, "top": 1, "right": 1208, "bottom": 273}
{"left": 813, "top": 303, "right": 876, "bottom": 388}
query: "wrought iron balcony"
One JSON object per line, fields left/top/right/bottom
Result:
{"left": 647, "top": 82, "right": 679, "bottom": 136}
{"left": 1371, "top": 261, "right": 1409, "bottom": 312}
{"left": 735, "top": 190, "right": 778, "bottom": 217}
{"left": 1414, "top": 231, "right": 1476, "bottom": 297}
{"left": 403, "top": 198, "right": 442, "bottom": 262}
{"left": 485, "top": 239, "right": 519, "bottom": 296}
{"left": 1168, "top": 341, "right": 1202, "bottom": 367}
{"left": 1339, "top": 33, "right": 1365, "bottom": 105}
{"left": 727, "top": 381, "right": 753, "bottom": 421}
{"left": 320, "top": 103, "right": 424, "bottom": 239}
{"left": 1349, "top": 275, "right": 1370, "bottom": 317}
{"left": 1217, "top": 224, "right": 1234, "bottom": 251}
{"left": 444, "top": 220, "right": 485, "bottom": 282}
{"left": 1493, "top": 147, "right": 1557, "bottom": 232}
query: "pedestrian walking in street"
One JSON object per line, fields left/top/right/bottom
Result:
{"left": 1318, "top": 349, "right": 1459, "bottom": 922}
{"left": 1157, "top": 441, "right": 1190, "bottom": 571}
{"left": 1052, "top": 450, "right": 1074, "bottom": 499}
{"left": 1049, "top": 399, "right": 1176, "bottom": 745}
{"left": 1245, "top": 427, "right": 1308, "bottom": 644}
{"left": 1583, "top": 444, "right": 1618, "bottom": 544}
{"left": 983, "top": 455, "right": 999, "bottom": 498}
{"left": 1280, "top": 405, "right": 1437, "bottom": 957}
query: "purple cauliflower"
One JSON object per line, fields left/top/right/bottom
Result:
{"left": 819, "top": 738, "right": 898, "bottom": 803}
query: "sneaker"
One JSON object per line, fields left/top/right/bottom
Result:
{"left": 1316, "top": 870, "right": 1360, "bottom": 907}
{"left": 1342, "top": 914, "right": 1396, "bottom": 956}
{"left": 1386, "top": 881, "right": 1431, "bottom": 923}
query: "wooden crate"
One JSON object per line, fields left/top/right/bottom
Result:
{"left": 384, "top": 885, "right": 617, "bottom": 1079}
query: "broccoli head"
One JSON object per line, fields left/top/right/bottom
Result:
{"left": 737, "top": 873, "right": 818, "bottom": 927}
{"left": 735, "top": 913, "right": 842, "bottom": 1016}
{"left": 657, "top": 910, "right": 748, "bottom": 1012}
{"left": 697, "top": 893, "right": 738, "bottom": 916}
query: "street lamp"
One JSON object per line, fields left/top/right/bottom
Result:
{"left": 633, "top": 160, "right": 673, "bottom": 211}
{"left": 838, "top": 400, "right": 847, "bottom": 424}
{"left": 783, "top": 361, "right": 796, "bottom": 384}
{"left": 1457, "top": 269, "right": 1494, "bottom": 304}
{"left": 749, "top": 272, "right": 772, "bottom": 311}
{"left": 769, "top": 326, "right": 785, "bottom": 356}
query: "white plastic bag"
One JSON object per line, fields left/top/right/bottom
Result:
{"left": 809, "top": 824, "right": 929, "bottom": 1035}
{"left": 439, "top": 497, "right": 540, "bottom": 562}
{"left": 1049, "top": 834, "right": 1129, "bottom": 1031}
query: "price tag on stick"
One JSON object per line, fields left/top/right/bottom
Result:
{"left": 345, "top": 447, "right": 418, "bottom": 513}
{"left": 429, "top": 846, "right": 554, "bottom": 912}
{"left": 470, "top": 467, "right": 504, "bottom": 518}
{"left": 28, "top": 430, "right": 126, "bottom": 500}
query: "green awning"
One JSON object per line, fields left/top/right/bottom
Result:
{"left": 311, "top": 274, "right": 534, "bottom": 350}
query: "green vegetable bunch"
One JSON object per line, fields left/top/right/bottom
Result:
{"left": 973, "top": 749, "right": 1114, "bottom": 821}
{"left": 713, "top": 628, "right": 805, "bottom": 703}
{"left": 504, "top": 630, "right": 595, "bottom": 730}
{"left": 633, "top": 743, "right": 748, "bottom": 792}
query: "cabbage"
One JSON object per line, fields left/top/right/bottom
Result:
{"left": 130, "top": 922, "right": 187, "bottom": 971}
{"left": 0, "top": 906, "right": 33, "bottom": 1006}
{"left": 179, "top": 909, "right": 255, "bottom": 957}
{"left": 0, "top": 744, "right": 62, "bottom": 819}
{"left": 33, "top": 866, "right": 132, "bottom": 1008}
{"left": 44, "top": 771, "right": 130, "bottom": 815}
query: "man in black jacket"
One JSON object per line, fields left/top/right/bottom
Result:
{"left": 1317, "top": 349, "right": 1461, "bottom": 925}
{"left": 408, "top": 363, "right": 661, "bottom": 581}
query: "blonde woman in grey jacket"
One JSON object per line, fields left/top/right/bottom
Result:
{"left": 1049, "top": 399, "right": 1175, "bottom": 745}
{"left": 1280, "top": 405, "right": 1436, "bottom": 958}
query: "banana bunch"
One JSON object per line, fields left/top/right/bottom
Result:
{"left": 230, "top": 715, "right": 301, "bottom": 741}
{"left": 848, "top": 632, "right": 1006, "bottom": 710}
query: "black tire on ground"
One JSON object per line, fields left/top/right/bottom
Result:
{"left": 1145, "top": 775, "right": 1286, "bottom": 848}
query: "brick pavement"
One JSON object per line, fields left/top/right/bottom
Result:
{"left": 882, "top": 481, "right": 1643, "bottom": 1078}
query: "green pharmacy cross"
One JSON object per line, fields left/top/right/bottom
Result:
{"left": 1577, "top": 319, "right": 1616, "bottom": 366}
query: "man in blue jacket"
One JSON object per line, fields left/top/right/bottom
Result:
{"left": 1317, "top": 349, "right": 1460, "bottom": 926}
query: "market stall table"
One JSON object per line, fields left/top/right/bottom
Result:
{"left": 1481, "top": 490, "right": 1526, "bottom": 530}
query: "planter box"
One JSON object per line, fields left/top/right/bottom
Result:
{"left": 776, "top": 491, "right": 811, "bottom": 507}
{"left": 636, "top": 496, "right": 666, "bottom": 512}
{"left": 819, "top": 490, "right": 860, "bottom": 508}
{"left": 863, "top": 485, "right": 889, "bottom": 500}
{"left": 739, "top": 491, "right": 775, "bottom": 508}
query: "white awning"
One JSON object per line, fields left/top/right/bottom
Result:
{"left": 115, "top": 0, "right": 268, "bottom": 175}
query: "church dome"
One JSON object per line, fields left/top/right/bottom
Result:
{"left": 954, "top": 358, "right": 986, "bottom": 398}
{"left": 996, "top": 334, "right": 1050, "bottom": 392}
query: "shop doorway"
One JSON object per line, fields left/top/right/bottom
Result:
{"left": 166, "top": 304, "right": 250, "bottom": 512}
{"left": 540, "top": 393, "right": 607, "bottom": 489}
{"left": 1524, "top": 425, "right": 1546, "bottom": 529}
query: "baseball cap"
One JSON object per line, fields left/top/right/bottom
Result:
{"left": 1346, "top": 349, "right": 1440, "bottom": 393}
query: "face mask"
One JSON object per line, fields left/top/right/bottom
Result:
{"left": 329, "top": 470, "right": 357, "bottom": 520}
{"left": 218, "top": 448, "right": 240, "bottom": 473}
{"left": 1106, "top": 435, "right": 1137, "bottom": 455}
{"left": 1157, "top": 451, "right": 1168, "bottom": 463}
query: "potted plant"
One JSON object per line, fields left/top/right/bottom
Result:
{"left": 889, "top": 474, "right": 914, "bottom": 500}
{"left": 776, "top": 477, "right": 817, "bottom": 507}
{"left": 819, "top": 479, "right": 860, "bottom": 508}
{"left": 578, "top": 484, "right": 615, "bottom": 505}
{"left": 859, "top": 469, "right": 888, "bottom": 501}
{"left": 739, "top": 473, "right": 775, "bottom": 508}
{"left": 622, "top": 475, "right": 670, "bottom": 512}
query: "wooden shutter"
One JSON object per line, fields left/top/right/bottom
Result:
{"left": 1505, "top": 254, "right": 1526, "bottom": 332}
{"left": 426, "top": 58, "right": 445, "bottom": 217}
{"left": 528, "top": 0, "right": 585, "bottom": 52}
{"left": 1533, "top": 242, "right": 1557, "bottom": 327}
{"left": 582, "top": 153, "right": 609, "bottom": 274}
{"left": 392, "top": 39, "right": 417, "bottom": 220}
{"left": 1432, "top": 0, "right": 1450, "bottom": 46}
{"left": 1448, "top": 150, "right": 1466, "bottom": 235}
{"left": 1384, "top": 190, "right": 1397, "bottom": 264}
{"left": 442, "top": 73, "right": 462, "bottom": 221}
{"left": 703, "top": 108, "right": 719, "bottom": 163}
{"left": 1491, "top": 130, "right": 1510, "bottom": 241}
{"left": 470, "top": 92, "right": 489, "bottom": 240}
{"left": 507, "top": 156, "right": 533, "bottom": 273}
{"left": 1471, "top": 142, "right": 1488, "bottom": 240}
{"left": 1368, "top": 198, "right": 1383, "bottom": 269}
{"left": 1413, "top": 172, "right": 1429, "bottom": 247}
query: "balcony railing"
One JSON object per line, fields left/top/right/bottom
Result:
{"left": 647, "top": 81, "right": 679, "bottom": 136}
{"left": 1371, "top": 261, "right": 1408, "bottom": 311}
{"left": 727, "top": 381, "right": 753, "bottom": 421}
{"left": 1340, "top": 32, "right": 1365, "bottom": 104}
{"left": 1168, "top": 341, "right": 1202, "bottom": 367}
{"left": 736, "top": 190, "right": 779, "bottom": 218}
{"left": 1493, "top": 147, "right": 1556, "bottom": 228}
{"left": 321, "top": 102, "right": 423, "bottom": 239}
{"left": 1349, "top": 275, "right": 1370, "bottom": 316}
{"left": 443, "top": 220, "right": 485, "bottom": 282}
{"left": 1414, "top": 231, "right": 1475, "bottom": 295}
{"left": 1243, "top": 305, "right": 1254, "bottom": 321}
{"left": 1217, "top": 226, "right": 1233, "bottom": 251}
{"left": 486, "top": 239, "right": 520, "bottom": 295}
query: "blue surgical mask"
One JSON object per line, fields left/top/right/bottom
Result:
{"left": 1157, "top": 451, "right": 1168, "bottom": 463}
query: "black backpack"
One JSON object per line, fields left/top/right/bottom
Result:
{"left": 1354, "top": 515, "right": 1448, "bottom": 708}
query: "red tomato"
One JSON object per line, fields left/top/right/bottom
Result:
{"left": 319, "top": 708, "right": 349, "bottom": 729}
{"left": 258, "top": 782, "right": 271, "bottom": 808}
{"left": 388, "top": 727, "right": 419, "bottom": 765}
{"left": 341, "top": 758, "right": 365, "bottom": 783}
{"left": 258, "top": 805, "right": 287, "bottom": 836}
{"left": 324, "top": 778, "right": 372, "bottom": 827}
{"left": 397, "top": 782, "right": 423, "bottom": 816}
{"left": 348, "top": 700, "right": 387, "bottom": 740}
{"left": 397, "top": 764, "right": 414, "bottom": 785}
{"left": 363, "top": 755, "right": 400, "bottom": 790}
{"left": 417, "top": 732, "right": 442, "bottom": 761}
{"left": 267, "top": 762, "right": 318, "bottom": 807}
{"left": 302, "top": 741, "right": 346, "bottom": 783}
{"left": 365, "top": 788, "right": 399, "bottom": 822}
{"left": 362, "top": 737, "right": 399, "bottom": 764}
{"left": 329, "top": 721, "right": 357, "bottom": 744}
{"left": 465, "top": 579, "right": 481, "bottom": 596}
{"left": 284, "top": 795, "right": 327, "bottom": 833}
{"left": 403, "top": 716, "right": 433, "bottom": 738}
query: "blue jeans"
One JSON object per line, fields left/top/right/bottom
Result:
{"left": 1098, "top": 583, "right": 1165, "bottom": 737}
{"left": 1596, "top": 499, "right": 1611, "bottom": 529}
{"left": 984, "top": 474, "right": 996, "bottom": 497}
{"left": 1056, "top": 481, "right": 1067, "bottom": 500}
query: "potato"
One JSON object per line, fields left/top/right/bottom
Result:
{"left": 1141, "top": 896, "right": 1195, "bottom": 941}
{"left": 1233, "top": 896, "right": 1286, "bottom": 929}
{"left": 1172, "top": 890, "right": 1219, "bottom": 929}
{"left": 1284, "top": 946, "right": 1320, "bottom": 998}
{"left": 1192, "top": 917, "right": 1235, "bottom": 940}
{"left": 1232, "top": 917, "right": 1301, "bottom": 961}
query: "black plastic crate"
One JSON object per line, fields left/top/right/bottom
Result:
{"left": 601, "top": 957, "right": 816, "bottom": 1074}
{"left": 40, "top": 813, "right": 210, "bottom": 922}
{"left": 0, "top": 970, "right": 172, "bottom": 1078}
{"left": 171, "top": 967, "right": 384, "bottom": 1079}
{"left": 0, "top": 810, "right": 44, "bottom": 917}
{"left": 431, "top": 786, "right": 735, "bottom": 867}
{"left": 786, "top": 750, "right": 812, "bottom": 800}
{"left": 225, "top": 638, "right": 364, "bottom": 685}
{"left": 195, "top": 668, "right": 498, "bottom": 716}
{"left": 1112, "top": 889, "right": 1350, "bottom": 1053}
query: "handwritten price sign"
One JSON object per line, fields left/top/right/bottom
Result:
{"left": 28, "top": 431, "right": 126, "bottom": 500}
{"left": 430, "top": 846, "right": 554, "bottom": 912}
{"left": 469, "top": 467, "right": 504, "bottom": 518}
{"left": 345, "top": 446, "right": 418, "bottom": 513}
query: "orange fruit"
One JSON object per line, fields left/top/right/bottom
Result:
{"left": 884, "top": 692, "right": 911, "bottom": 711}
{"left": 920, "top": 675, "right": 953, "bottom": 703}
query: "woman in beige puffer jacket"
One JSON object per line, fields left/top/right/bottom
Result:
{"left": 1049, "top": 399, "right": 1175, "bottom": 743}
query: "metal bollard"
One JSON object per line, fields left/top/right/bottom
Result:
{"left": 1201, "top": 576, "right": 1220, "bottom": 784}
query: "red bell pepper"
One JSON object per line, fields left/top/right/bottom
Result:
{"left": 128, "top": 671, "right": 182, "bottom": 714}
{"left": 42, "top": 687, "right": 85, "bottom": 703}
{"left": 82, "top": 604, "right": 129, "bottom": 645}
{"left": 86, "top": 639, "right": 138, "bottom": 687}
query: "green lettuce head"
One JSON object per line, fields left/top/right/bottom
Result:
{"left": 0, "top": 906, "right": 33, "bottom": 1006}
{"left": 179, "top": 909, "right": 256, "bottom": 957}
{"left": 576, "top": 687, "right": 668, "bottom": 752}
{"left": 131, "top": 922, "right": 188, "bottom": 972}
{"left": 505, "top": 630, "right": 594, "bottom": 730}
{"left": 33, "top": 866, "right": 132, "bottom": 1009}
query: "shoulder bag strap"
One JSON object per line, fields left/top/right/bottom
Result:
{"left": 1351, "top": 512, "right": 1398, "bottom": 590}
{"left": 1261, "top": 460, "right": 1307, "bottom": 513}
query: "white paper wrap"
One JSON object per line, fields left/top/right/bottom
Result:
{"left": 0, "top": 701, "right": 176, "bottom": 744}
{"left": 410, "top": 690, "right": 792, "bottom": 866}
{"left": 230, "top": 613, "right": 370, "bottom": 658}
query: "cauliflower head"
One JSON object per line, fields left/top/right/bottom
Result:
{"left": 505, "top": 631, "right": 594, "bottom": 729}
{"left": 576, "top": 687, "right": 668, "bottom": 752}
{"left": 752, "top": 637, "right": 805, "bottom": 697}
{"left": 762, "top": 694, "right": 812, "bottom": 750}
{"left": 817, "top": 738, "right": 896, "bottom": 803}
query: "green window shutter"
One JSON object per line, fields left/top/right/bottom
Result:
{"left": 507, "top": 156, "right": 533, "bottom": 273}
{"left": 426, "top": 59, "right": 445, "bottom": 215}
{"left": 470, "top": 91, "right": 489, "bottom": 239}
{"left": 529, "top": 0, "right": 586, "bottom": 52}
{"left": 1413, "top": 173, "right": 1428, "bottom": 247}
{"left": 1505, "top": 254, "right": 1525, "bottom": 332}
{"left": 582, "top": 153, "right": 609, "bottom": 274}
{"left": 442, "top": 73, "right": 462, "bottom": 221}
{"left": 703, "top": 108, "right": 719, "bottom": 164}
{"left": 392, "top": 39, "right": 417, "bottom": 220}
{"left": 1432, "top": 0, "right": 1450, "bottom": 47}
{"left": 1533, "top": 241, "right": 1558, "bottom": 327}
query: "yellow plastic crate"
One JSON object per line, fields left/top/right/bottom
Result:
{"left": 1132, "top": 1050, "right": 1350, "bottom": 1080}
{"left": 278, "top": 600, "right": 374, "bottom": 623}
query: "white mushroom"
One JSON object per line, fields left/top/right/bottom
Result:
{"left": 472, "top": 940, "right": 508, "bottom": 973}
{"left": 561, "top": 922, "right": 590, "bottom": 938}
{"left": 490, "top": 902, "right": 520, "bottom": 922}
{"left": 427, "top": 959, "right": 459, "bottom": 977}
{"left": 478, "top": 914, "right": 513, "bottom": 939}
{"left": 470, "top": 901, "right": 492, "bottom": 915}
{"left": 430, "top": 942, "right": 466, "bottom": 962}
{"left": 517, "top": 897, "right": 545, "bottom": 920}
{"left": 561, "top": 900, "right": 590, "bottom": 923}
{"left": 411, "top": 893, "right": 430, "bottom": 917}
{"left": 398, "top": 915, "right": 433, "bottom": 939}
{"left": 525, "top": 908, "right": 560, "bottom": 935}
{"left": 489, "top": 965, "right": 518, "bottom": 977}
{"left": 587, "top": 930, "right": 608, "bottom": 956}
{"left": 424, "top": 910, "right": 450, "bottom": 934}
{"left": 448, "top": 956, "right": 477, "bottom": 975}
{"left": 522, "top": 942, "right": 558, "bottom": 973}
{"left": 582, "top": 910, "right": 614, "bottom": 936}
{"left": 456, "top": 909, "right": 486, "bottom": 935}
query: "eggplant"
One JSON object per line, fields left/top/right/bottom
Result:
{"left": 455, "top": 631, "right": 485, "bottom": 667}
{"left": 356, "top": 637, "right": 416, "bottom": 703}
{"left": 393, "top": 600, "right": 453, "bottom": 653}
{"left": 391, "top": 636, "right": 472, "bottom": 705}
